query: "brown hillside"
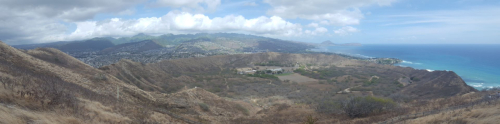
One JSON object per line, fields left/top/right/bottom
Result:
{"left": 0, "top": 41, "right": 252, "bottom": 123}
{"left": 99, "top": 52, "right": 355, "bottom": 93}
{"left": 101, "top": 52, "right": 476, "bottom": 99}
{"left": 0, "top": 40, "right": 481, "bottom": 123}
{"left": 401, "top": 70, "right": 478, "bottom": 99}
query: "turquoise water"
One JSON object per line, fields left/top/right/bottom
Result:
{"left": 313, "top": 44, "right": 500, "bottom": 90}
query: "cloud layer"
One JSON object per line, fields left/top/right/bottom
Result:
{"left": 264, "top": 0, "right": 396, "bottom": 26}
{"left": 1, "top": 0, "right": 392, "bottom": 44}
{"left": 0, "top": 0, "right": 145, "bottom": 44}
{"left": 151, "top": 0, "right": 221, "bottom": 13}
{"left": 3, "top": 0, "right": 496, "bottom": 44}
{"left": 47, "top": 11, "right": 311, "bottom": 42}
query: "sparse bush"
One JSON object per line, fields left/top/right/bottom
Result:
{"left": 275, "top": 104, "right": 290, "bottom": 112}
{"left": 54, "top": 57, "right": 60, "bottom": 63}
{"left": 93, "top": 73, "right": 108, "bottom": 81}
{"left": 449, "top": 118, "right": 468, "bottom": 124}
{"left": 410, "top": 76, "right": 420, "bottom": 81}
{"left": 316, "top": 99, "right": 341, "bottom": 114}
{"left": 235, "top": 104, "right": 249, "bottom": 116}
{"left": 246, "top": 74, "right": 279, "bottom": 80}
{"left": 340, "top": 96, "right": 396, "bottom": 118}
{"left": 303, "top": 115, "right": 319, "bottom": 124}
{"left": 389, "top": 93, "right": 411, "bottom": 103}
{"left": 350, "top": 87, "right": 371, "bottom": 91}
{"left": 0, "top": 77, "right": 13, "bottom": 90}
{"left": 199, "top": 103, "right": 210, "bottom": 111}
{"left": 209, "top": 87, "right": 222, "bottom": 93}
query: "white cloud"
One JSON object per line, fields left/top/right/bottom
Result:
{"left": 0, "top": 0, "right": 144, "bottom": 22}
{"left": 263, "top": 0, "right": 396, "bottom": 26}
{"left": 43, "top": 11, "right": 306, "bottom": 42}
{"left": 244, "top": 2, "right": 258, "bottom": 6}
{"left": 0, "top": 0, "right": 146, "bottom": 44}
{"left": 305, "top": 27, "right": 328, "bottom": 35}
{"left": 151, "top": 0, "right": 221, "bottom": 13}
{"left": 307, "top": 23, "right": 319, "bottom": 28}
{"left": 334, "top": 26, "right": 358, "bottom": 35}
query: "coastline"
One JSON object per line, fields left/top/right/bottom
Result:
{"left": 306, "top": 51, "right": 403, "bottom": 65}
{"left": 310, "top": 45, "right": 499, "bottom": 90}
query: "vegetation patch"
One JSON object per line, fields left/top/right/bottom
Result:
{"left": 294, "top": 67, "right": 345, "bottom": 80}
{"left": 274, "top": 73, "right": 293, "bottom": 76}
{"left": 341, "top": 96, "right": 396, "bottom": 118}
{"left": 246, "top": 74, "right": 279, "bottom": 80}
{"left": 350, "top": 87, "right": 372, "bottom": 91}
{"left": 235, "top": 104, "right": 249, "bottom": 116}
{"left": 198, "top": 103, "right": 210, "bottom": 112}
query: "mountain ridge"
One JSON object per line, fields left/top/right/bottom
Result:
{"left": 0, "top": 40, "right": 485, "bottom": 124}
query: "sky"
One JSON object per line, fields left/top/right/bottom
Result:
{"left": 0, "top": 0, "right": 499, "bottom": 45}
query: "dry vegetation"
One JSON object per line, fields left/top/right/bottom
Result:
{"left": 394, "top": 90, "right": 500, "bottom": 124}
{"left": 0, "top": 41, "right": 184, "bottom": 123}
{"left": 0, "top": 40, "right": 488, "bottom": 124}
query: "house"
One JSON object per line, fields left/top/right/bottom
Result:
{"left": 243, "top": 70, "right": 256, "bottom": 74}
{"left": 266, "top": 68, "right": 283, "bottom": 74}
{"left": 237, "top": 67, "right": 256, "bottom": 74}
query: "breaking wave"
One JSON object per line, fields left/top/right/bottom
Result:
{"left": 401, "top": 60, "right": 422, "bottom": 65}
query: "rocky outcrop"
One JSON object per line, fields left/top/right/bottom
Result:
{"left": 401, "top": 70, "right": 477, "bottom": 99}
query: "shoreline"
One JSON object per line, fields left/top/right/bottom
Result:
{"left": 308, "top": 48, "right": 494, "bottom": 90}
{"left": 307, "top": 51, "right": 403, "bottom": 65}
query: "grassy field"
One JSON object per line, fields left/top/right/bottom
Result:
{"left": 274, "top": 73, "right": 294, "bottom": 76}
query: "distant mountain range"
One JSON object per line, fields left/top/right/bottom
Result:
{"left": 15, "top": 33, "right": 313, "bottom": 53}
{"left": 14, "top": 38, "right": 115, "bottom": 52}
{"left": 13, "top": 33, "right": 314, "bottom": 67}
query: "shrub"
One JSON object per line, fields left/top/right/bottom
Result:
{"left": 198, "top": 103, "right": 210, "bottom": 111}
{"left": 389, "top": 93, "right": 411, "bottom": 103}
{"left": 303, "top": 115, "right": 319, "bottom": 124}
{"left": 246, "top": 74, "right": 279, "bottom": 80}
{"left": 316, "top": 100, "right": 341, "bottom": 114}
{"left": 93, "top": 73, "right": 108, "bottom": 81}
{"left": 235, "top": 104, "right": 249, "bottom": 116}
{"left": 350, "top": 87, "right": 371, "bottom": 91}
{"left": 340, "top": 96, "right": 396, "bottom": 118}
{"left": 410, "top": 77, "right": 420, "bottom": 81}
{"left": 209, "top": 87, "right": 222, "bottom": 93}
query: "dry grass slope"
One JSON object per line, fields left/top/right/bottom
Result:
{"left": 0, "top": 40, "right": 483, "bottom": 124}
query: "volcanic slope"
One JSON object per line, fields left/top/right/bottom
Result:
{"left": 99, "top": 52, "right": 477, "bottom": 123}
{"left": 0, "top": 41, "right": 251, "bottom": 124}
{"left": 101, "top": 52, "right": 476, "bottom": 99}
{"left": 0, "top": 40, "right": 479, "bottom": 124}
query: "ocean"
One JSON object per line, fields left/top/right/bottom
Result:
{"left": 313, "top": 44, "right": 500, "bottom": 90}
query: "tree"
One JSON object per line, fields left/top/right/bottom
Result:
{"left": 340, "top": 96, "right": 396, "bottom": 118}
{"left": 303, "top": 115, "right": 319, "bottom": 124}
